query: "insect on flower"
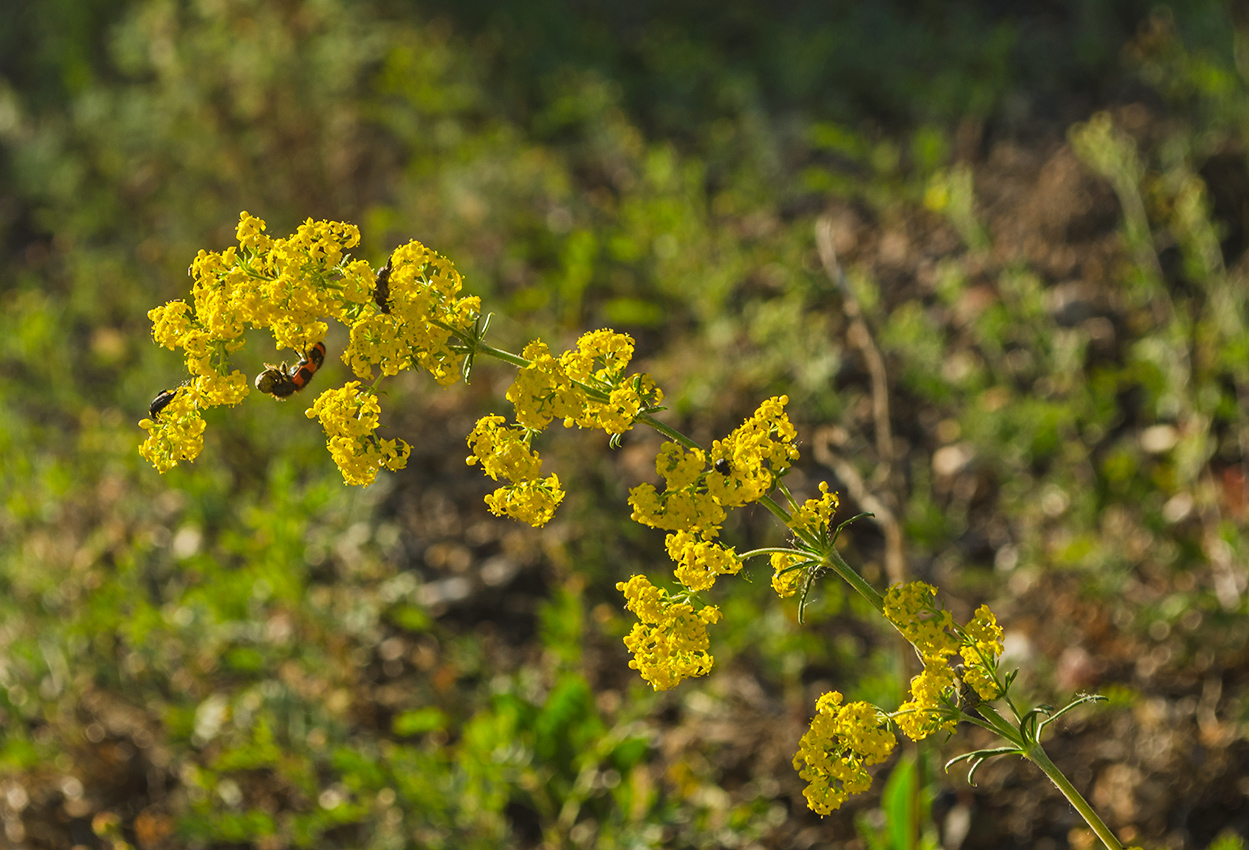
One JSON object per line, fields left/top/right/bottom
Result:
{"left": 148, "top": 387, "right": 181, "bottom": 419}
{"left": 374, "top": 253, "right": 393, "bottom": 314}
{"left": 713, "top": 457, "right": 731, "bottom": 475}
{"left": 147, "top": 379, "right": 194, "bottom": 419}
{"left": 255, "top": 342, "right": 327, "bottom": 399}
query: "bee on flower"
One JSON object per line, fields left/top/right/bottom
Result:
{"left": 255, "top": 342, "right": 327, "bottom": 399}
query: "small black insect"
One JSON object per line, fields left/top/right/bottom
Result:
{"left": 713, "top": 457, "right": 731, "bottom": 475}
{"left": 148, "top": 387, "right": 181, "bottom": 419}
{"left": 374, "top": 253, "right": 393, "bottom": 314}
{"left": 148, "top": 379, "right": 195, "bottom": 419}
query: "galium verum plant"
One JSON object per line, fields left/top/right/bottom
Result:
{"left": 141, "top": 213, "right": 1127, "bottom": 848}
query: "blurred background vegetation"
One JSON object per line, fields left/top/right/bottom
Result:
{"left": 3, "top": 0, "right": 1249, "bottom": 847}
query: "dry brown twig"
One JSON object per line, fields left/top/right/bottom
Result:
{"left": 814, "top": 216, "right": 906, "bottom": 586}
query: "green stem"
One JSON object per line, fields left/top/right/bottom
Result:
{"left": 1027, "top": 744, "right": 1123, "bottom": 850}
{"left": 758, "top": 493, "right": 797, "bottom": 529}
{"left": 473, "top": 340, "right": 530, "bottom": 370}
{"left": 636, "top": 412, "right": 703, "bottom": 451}
{"left": 739, "top": 546, "right": 810, "bottom": 561}
{"left": 953, "top": 709, "right": 1010, "bottom": 736}
{"left": 823, "top": 546, "right": 884, "bottom": 615}
{"left": 968, "top": 703, "right": 1025, "bottom": 747}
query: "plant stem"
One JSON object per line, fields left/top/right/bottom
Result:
{"left": 823, "top": 547, "right": 884, "bottom": 615}
{"left": 474, "top": 340, "right": 531, "bottom": 370}
{"left": 1026, "top": 744, "right": 1123, "bottom": 850}
{"left": 636, "top": 412, "right": 703, "bottom": 451}
{"left": 968, "top": 703, "right": 1025, "bottom": 747}
{"left": 739, "top": 546, "right": 810, "bottom": 560}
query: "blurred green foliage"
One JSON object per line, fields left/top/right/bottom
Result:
{"left": 3, "top": 0, "right": 1249, "bottom": 847}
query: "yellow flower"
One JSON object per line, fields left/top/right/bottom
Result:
{"left": 770, "top": 552, "right": 806, "bottom": 598}
{"left": 551, "top": 330, "right": 662, "bottom": 435}
{"left": 575, "top": 382, "right": 645, "bottom": 433}
{"left": 466, "top": 416, "right": 543, "bottom": 482}
{"left": 235, "top": 210, "right": 273, "bottom": 253}
{"left": 506, "top": 340, "right": 586, "bottom": 430}
{"left": 616, "top": 575, "right": 666, "bottom": 622}
{"left": 788, "top": 482, "right": 840, "bottom": 537}
{"left": 959, "top": 604, "right": 1005, "bottom": 700}
{"left": 666, "top": 530, "right": 742, "bottom": 592}
{"left": 339, "top": 239, "right": 480, "bottom": 384}
{"left": 963, "top": 604, "right": 1004, "bottom": 662}
{"left": 705, "top": 396, "right": 799, "bottom": 508}
{"left": 196, "top": 371, "right": 250, "bottom": 407}
{"left": 615, "top": 575, "right": 721, "bottom": 690}
{"left": 624, "top": 399, "right": 798, "bottom": 540}
{"left": 559, "top": 329, "right": 635, "bottom": 383}
{"left": 627, "top": 483, "right": 726, "bottom": 535}
{"left": 145, "top": 214, "right": 483, "bottom": 481}
{"left": 793, "top": 691, "right": 896, "bottom": 815}
{"left": 464, "top": 414, "right": 566, "bottom": 526}
{"left": 655, "top": 442, "right": 705, "bottom": 489}
{"left": 305, "top": 382, "right": 410, "bottom": 486}
{"left": 960, "top": 666, "right": 1001, "bottom": 701}
{"left": 625, "top": 443, "right": 728, "bottom": 535}
{"left": 149, "top": 300, "right": 194, "bottom": 350}
{"left": 894, "top": 660, "right": 957, "bottom": 741}
{"left": 883, "top": 581, "right": 959, "bottom": 660}
{"left": 483, "top": 477, "right": 565, "bottom": 528}
{"left": 138, "top": 390, "right": 206, "bottom": 473}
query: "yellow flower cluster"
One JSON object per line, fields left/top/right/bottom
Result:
{"left": 894, "top": 660, "right": 958, "bottom": 741}
{"left": 665, "top": 530, "right": 742, "bottom": 592}
{"left": 628, "top": 396, "right": 797, "bottom": 534}
{"left": 793, "top": 691, "right": 896, "bottom": 815}
{"left": 616, "top": 397, "right": 801, "bottom": 686}
{"left": 506, "top": 331, "right": 661, "bottom": 434}
{"left": 615, "top": 575, "right": 722, "bottom": 691}
{"left": 304, "top": 383, "right": 411, "bottom": 486}
{"left": 145, "top": 212, "right": 475, "bottom": 486}
{"left": 507, "top": 340, "right": 588, "bottom": 430}
{"left": 787, "top": 482, "right": 840, "bottom": 537}
{"left": 342, "top": 239, "right": 481, "bottom": 386}
{"left": 138, "top": 387, "right": 208, "bottom": 473}
{"left": 883, "top": 581, "right": 1006, "bottom": 738}
{"left": 883, "top": 581, "right": 959, "bottom": 659}
{"left": 706, "top": 395, "right": 799, "bottom": 508}
{"left": 961, "top": 604, "right": 1005, "bottom": 700}
{"left": 466, "top": 329, "right": 660, "bottom": 526}
{"left": 465, "top": 415, "right": 565, "bottom": 527}
{"left": 138, "top": 374, "right": 250, "bottom": 472}
{"left": 770, "top": 552, "right": 806, "bottom": 599}
{"left": 629, "top": 443, "right": 725, "bottom": 534}
{"left": 184, "top": 213, "right": 369, "bottom": 355}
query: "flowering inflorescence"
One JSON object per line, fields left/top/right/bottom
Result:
{"left": 614, "top": 575, "right": 722, "bottom": 691}
{"left": 879, "top": 581, "right": 1007, "bottom": 741}
{"left": 142, "top": 212, "right": 484, "bottom": 485}
{"left": 147, "top": 215, "right": 1053, "bottom": 828}
{"left": 790, "top": 582, "right": 1007, "bottom": 811}
{"left": 793, "top": 692, "right": 896, "bottom": 815}
{"left": 465, "top": 415, "right": 565, "bottom": 527}
{"left": 341, "top": 239, "right": 481, "bottom": 386}
{"left": 460, "top": 329, "right": 664, "bottom": 528}
{"left": 305, "top": 383, "right": 411, "bottom": 487}
{"left": 603, "top": 395, "right": 807, "bottom": 691}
